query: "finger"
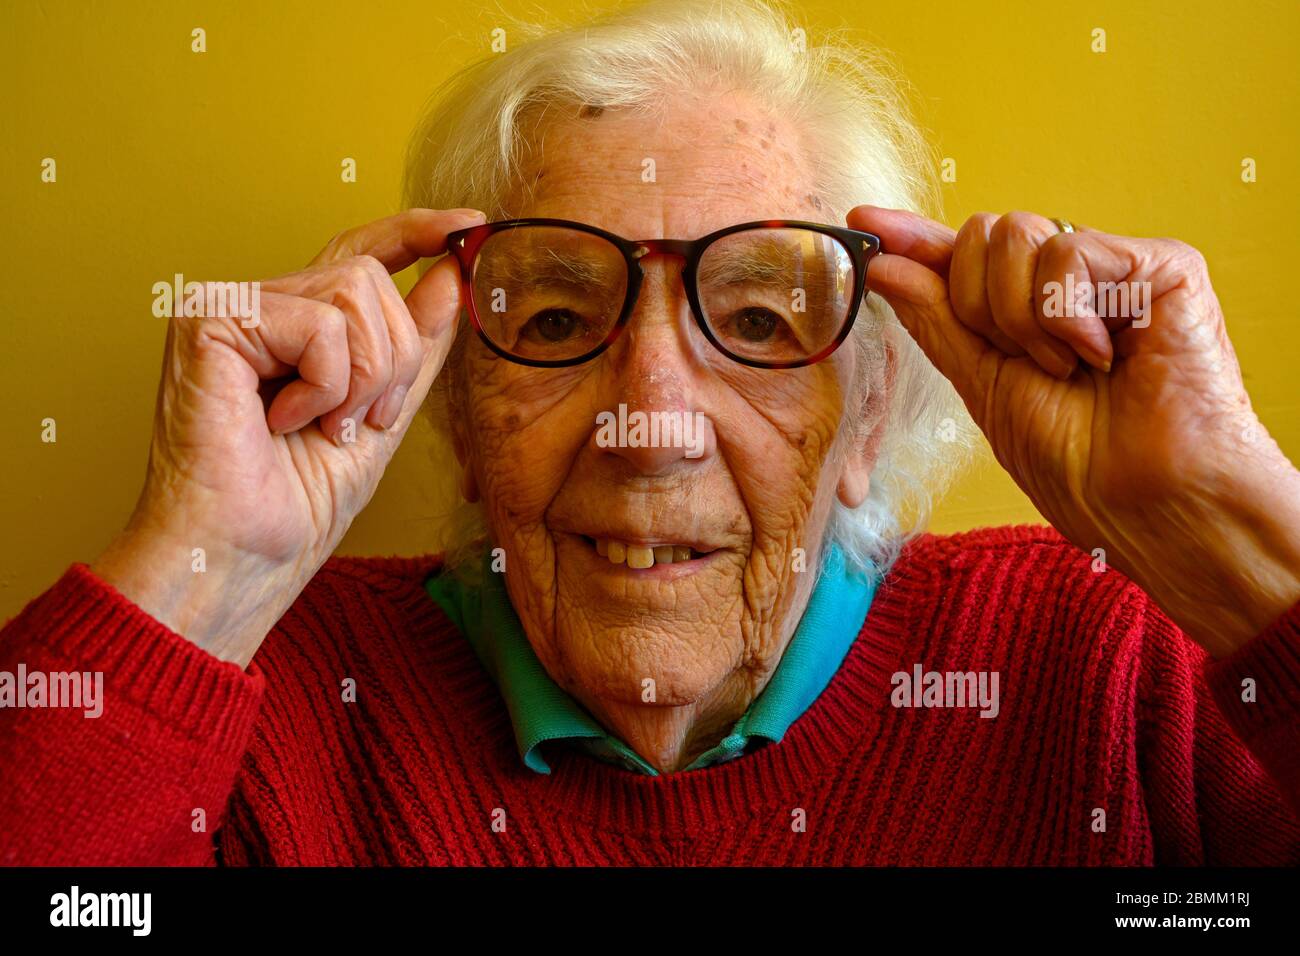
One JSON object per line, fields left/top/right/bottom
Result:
{"left": 197, "top": 292, "right": 351, "bottom": 435}
{"left": 1034, "top": 234, "right": 1119, "bottom": 370}
{"left": 865, "top": 252, "right": 991, "bottom": 400}
{"left": 362, "top": 266, "right": 424, "bottom": 431}
{"left": 1034, "top": 231, "right": 1167, "bottom": 371}
{"left": 379, "top": 256, "right": 465, "bottom": 438}
{"left": 949, "top": 212, "right": 1025, "bottom": 356}
{"left": 846, "top": 205, "right": 956, "bottom": 279}
{"left": 309, "top": 207, "right": 486, "bottom": 273}
{"left": 311, "top": 258, "right": 395, "bottom": 442}
{"left": 987, "top": 212, "right": 1078, "bottom": 379}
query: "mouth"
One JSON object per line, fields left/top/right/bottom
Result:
{"left": 579, "top": 535, "right": 717, "bottom": 570}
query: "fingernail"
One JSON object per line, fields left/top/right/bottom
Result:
{"left": 1036, "top": 340, "right": 1077, "bottom": 379}
{"left": 1078, "top": 339, "right": 1113, "bottom": 372}
{"left": 380, "top": 385, "right": 407, "bottom": 429}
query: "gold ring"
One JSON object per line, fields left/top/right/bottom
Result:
{"left": 1051, "top": 217, "right": 1075, "bottom": 234}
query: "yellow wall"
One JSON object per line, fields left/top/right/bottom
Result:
{"left": 2, "top": 0, "right": 1297, "bottom": 618}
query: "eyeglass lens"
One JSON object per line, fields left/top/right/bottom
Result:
{"left": 469, "top": 225, "right": 855, "bottom": 366}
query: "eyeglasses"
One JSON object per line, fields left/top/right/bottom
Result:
{"left": 445, "top": 218, "right": 882, "bottom": 369}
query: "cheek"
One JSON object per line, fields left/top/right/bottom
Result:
{"left": 465, "top": 360, "right": 594, "bottom": 532}
{"left": 715, "top": 366, "right": 847, "bottom": 543}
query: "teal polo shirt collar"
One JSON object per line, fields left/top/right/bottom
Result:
{"left": 425, "top": 542, "right": 878, "bottom": 776}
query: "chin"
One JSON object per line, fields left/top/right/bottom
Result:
{"left": 547, "top": 618, "right": 741, "bottom": 710}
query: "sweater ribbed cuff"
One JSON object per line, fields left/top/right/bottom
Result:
{"left": 1205, "top": 600, "right": 1300, "bottom": 787}
{"left": 5, "top": 562, "right": 265, "bottom": 743}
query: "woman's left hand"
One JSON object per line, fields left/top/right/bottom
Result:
{"left": 852, "top": 205, "right": 1300, "bottom": 658}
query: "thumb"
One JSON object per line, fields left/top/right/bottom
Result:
{"left": 866, "top": 251, "right": 990, "bottom": 401}
{"left": 383, "top": 255, "right": 463, "bottom": 436}
{"left": 406, "top": 254, "right": 463, "bottom": 352}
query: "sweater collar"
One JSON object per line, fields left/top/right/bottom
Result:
{"left": 425, "top": 542, "right": 878, "bottom": 776}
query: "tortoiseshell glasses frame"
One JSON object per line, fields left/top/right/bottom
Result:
{"left": 445, "top": 217, "right": 883, "bottom": 370}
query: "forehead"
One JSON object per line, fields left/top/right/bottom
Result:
{"left": 505, "top": 88, "right": 827, "bottom": 240}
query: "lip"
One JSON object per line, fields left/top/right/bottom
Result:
{"left": 551, "top": 521, "right": 723, "bottom": 555}
{"left": 560, "top": 532, "right": 723, "bottom": 580}
{"left": 584, "top": 533, "right": 717, "bottom": 553}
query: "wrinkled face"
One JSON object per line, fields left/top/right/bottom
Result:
{"left": 451, "top": 89, "right": 877, "bottom": 730}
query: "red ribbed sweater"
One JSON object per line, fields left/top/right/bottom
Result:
{"left": 1, "top": 525, "right": 1298, "bottom": 866}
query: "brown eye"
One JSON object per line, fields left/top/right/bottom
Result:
{"left": 733, "top": 307, "right": 779, "bottom": 342}
{"left": 530, "top": 308, "right": 582, "bottom": 342}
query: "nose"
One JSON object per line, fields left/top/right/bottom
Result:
{"left": 589, "top": 257, "right": 716, "bottom": 475}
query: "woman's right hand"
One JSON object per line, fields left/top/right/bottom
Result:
{"left": 92, "top": 208, "right": 484, "bottom": 667}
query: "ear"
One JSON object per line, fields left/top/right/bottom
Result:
{"left": 451, "top": 428, "right": 481, "bottom": 504}
{"left": 836, "top": 343, "right": 896, "bottom": 509}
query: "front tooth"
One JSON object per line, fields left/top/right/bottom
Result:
{"left": 595, "top": 538, "right": 609, "bottom": 556}
{"left": 673, "top": 545, "right": 692, "bottom": 562}
{"left": 607, "top": 540, "right": 626, "bottom": 564}
{"left": 653, "top": 545, "right": 674, "bottom": 565}
{"left": 626, "top": 545, "right": 654, "bottom": 569}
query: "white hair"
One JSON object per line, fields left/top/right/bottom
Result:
{"left": 402, "top": 0, "right": 976, "bottom": 577}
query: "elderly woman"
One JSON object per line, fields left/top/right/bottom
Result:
{"left": 2, "top": 0, "right": 1298, "bottom": 867}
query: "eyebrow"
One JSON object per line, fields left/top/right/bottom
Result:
{"left": 477, "top": 247, "right": 623, "bottom": 290}
{"left": 474, "top": 232, "right": 834, "bottom": 294}
{"left": 696, "top": 234, "right": 813, "bottom": 287}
